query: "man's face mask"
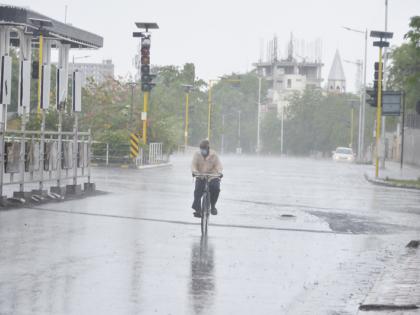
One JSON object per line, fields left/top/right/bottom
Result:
{"left": 200, "top": 148, "right": 209, "bottom": 157}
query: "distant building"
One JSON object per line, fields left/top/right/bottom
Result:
{"left": 327, "top": 50, "right": 346, "bottom": 93}
{"left": 55, "top": 59, "right": 114, "bottom": 86}
{"left": 254, "top": 35, "right": 323, "bottom": 113}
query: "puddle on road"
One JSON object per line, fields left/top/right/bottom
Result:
{"left": 309, "top": 211, "right": 413, "bottom": 234}
{"left": 280, "top": 214, "right": 296, "bottom": 219}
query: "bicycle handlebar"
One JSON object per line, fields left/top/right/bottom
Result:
{"left": 192, "top": 172, "right": 223, "bottom": 178}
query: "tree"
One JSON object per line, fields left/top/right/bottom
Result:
{"left": 279, "top": 88, "right": 369, "bottom": 156}
{"left": 404, "top": 16, "right": 420, "bottom": 47}
{"left": 209, "top": 72, "right": 268, "bottom": 153}
{"left": 261, "top": 111, "right": 282, "bottom": 154}
{"left": 388, "top": 16, "right": 420, "bottom": 110}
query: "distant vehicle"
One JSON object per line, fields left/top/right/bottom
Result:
{"left": 332, "top": 147, "right": 355, "bottom": 162}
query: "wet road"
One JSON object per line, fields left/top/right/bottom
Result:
{"left": 1, "top": 155, "right": 420, "bottom": 314}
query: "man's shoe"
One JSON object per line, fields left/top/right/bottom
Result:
{"left": 193, "top": 211, "right": 202, "bottom": 218}
{"left": 211, "top": 208, "right": 218, "bottom": 215}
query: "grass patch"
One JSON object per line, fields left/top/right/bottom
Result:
{"left": 384, "top": 177, "right": 420, "bottom": 188}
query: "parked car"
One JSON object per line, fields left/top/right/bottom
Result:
{"left": 332, "top": 147, "right": 355, "bottom": 162}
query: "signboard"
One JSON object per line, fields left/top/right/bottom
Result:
{"left": 382, "top": 91, "right": 402, "bottom": 116}
{"left": 20, "top": 60, "right": 31, "bottom": 108}
{"left": 56, "top": 68, "right": 67, "bottom": 109}
{"left": 41, "top": 64, "right": 51, "bottom": 109}
{"left": 72, "top": 71, "right": 82, "bottom": 112}
{"left": 1, "top": 55, "right": 12, "bottom": 105}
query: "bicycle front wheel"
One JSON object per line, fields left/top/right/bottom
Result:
{"left": 201, "top": 192, "right": 210, "bottom": 235}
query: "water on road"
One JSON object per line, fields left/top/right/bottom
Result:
{"left": 1, "top": 155, "right": 419, "bottom": 314}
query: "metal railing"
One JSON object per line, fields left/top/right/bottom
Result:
{"left": 91, "top": 141, "right": 168, "bottom": 167}
{"left": 406, "top": 111, "right": 420, "bottom": 130}
{"left": 0, "top": 126, "right": 92, "bottom": 197}
{"left": 91, "top": 142, "right": 130, "bottom": 165}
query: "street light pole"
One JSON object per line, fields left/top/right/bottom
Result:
{"left": 342, "top": 26, "right": 368, "bottom": 161}
{"left": 127, "top": 82, "right": 137, "bottom": 123}
{"left": 72, "top": 55, "right": 90, "bottom": 69}
{"left": 238, "top": 110, "right": 241, "bottom": 148}
{"left": 207, "top": 80, "right": 214, "bottom": 140}
{"left": 351, "top": 105, "right": 355, "bottom": 148}
{"left": 257, "top": 77, "right": 262, "bottom": 154}
{"left": 221, "top": 114, "right": 225, "bottom": 154}
{"left": 185, "top": 91, "right": 190, "bottom": 148}
{"left": 361, "top": 29, "right": 368, "bottom": 159}
{"left": 280, "top": 105, "right": 284, "bottom": 155}
{"left": 182, "top": 84, "right": 193, "bottom": 150}
{"left": 381, "top": 0, "right": 389, "bottom": 169}
{"left": 207, "top": 78, "right": 240, "bottom": 142}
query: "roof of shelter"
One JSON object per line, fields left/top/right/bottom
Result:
{"left": 0, "top": 5, "right": 103, "bottom": 49}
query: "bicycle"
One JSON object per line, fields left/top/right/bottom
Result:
{"left": 193, "top": 173, "right": 222, "bottom": 235}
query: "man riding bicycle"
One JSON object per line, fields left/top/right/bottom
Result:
{"left": 191, "top": 139, "right": 223, "bottom": 218}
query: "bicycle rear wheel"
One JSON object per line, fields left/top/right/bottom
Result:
{"left": 201, "top": 192, "right": 210, "bottom": 235}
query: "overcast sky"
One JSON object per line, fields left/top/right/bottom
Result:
{"left": 5, "top": 0, "right": 420, "bottom": 92}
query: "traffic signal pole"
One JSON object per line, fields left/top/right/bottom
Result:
{"left": 142, "top": 91, "right": 149, "bottom": 144}
{"left": 37, "top": 33, "right": 43, "bottom": 114}
{"left": 370, "top": 29, "right": 392, "bottom": 178}
{"left": 133, "top": 22, "right": 159, "bottom": 147}
{"left": 375, "top": 47, "right": 383, "bottom": 178}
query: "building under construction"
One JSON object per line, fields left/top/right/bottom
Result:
{"left": 254, "top": 35, "right": 323, "bottom": 113}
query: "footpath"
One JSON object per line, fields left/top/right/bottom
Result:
{"left": 365, "top": 161, "right": 420, "bottom": 190}
{"left": 359, "top": 242, "right": 420, "bottom": 313}
{"left": 361, "top": 162, "right": 420, "bottom": 313}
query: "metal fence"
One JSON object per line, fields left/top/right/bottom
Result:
{"left": 91, "top": 141, "right": 168, "bottom": 167}
{"left": 0, "top": 126, "right": 92, "bottom": 197}
{"left": 91, "top": 142, "right": 130, "bottom": 165}
{"left": 406, "top": 111, "right": 420, "bottom": 129}
{"left": 404, "top": 128, "right": 420, "bottom": 167}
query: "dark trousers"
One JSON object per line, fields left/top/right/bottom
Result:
{"left": 192, "top": 178, "right": 221, "bottom": 211}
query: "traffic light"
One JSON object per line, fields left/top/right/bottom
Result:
{"left": 366, "top": 89, "right": 377, "bottom": 107}
{"left": 140, "top": 36, "right": 155, "bottom": 92}
{"left": 416, "top": 100, "right": 420, "bottom": 115}
{"left": 367, "top": 62, "right": 383, "bottom": 107}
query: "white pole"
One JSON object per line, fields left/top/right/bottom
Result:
{"left": 106, "top": 143, "right": 109, "bottom": 166}
{"left": 257, "top": 77, "right": 262, "bottom": 154}
{"left": 360, "top": 29, "right": 368, "bottom": 161}
{"left": 73, "top": 114, "right": 78, "bottom": 185}
{"left": 221, "top": 114, "right": 225, "bottom": 154}
{"left": 88, "top": 128, "right": 92, "bottom": 183}
{"left": 57, "top": 110, "right": 62, "bottom": 187}
{"left": 238, "top": 110, "right": 241, "bottom": 142}
{"left": 39, "top": 110, "right": 45, "bottom": 191}
{"left": 357, "top": 60, "right": 363, "bottom": 160}
{"left": 381, "top": 0, "right": 389, "bottom": 168}
{"left": 281, "top": 105, "right": 284, "bottom": 155}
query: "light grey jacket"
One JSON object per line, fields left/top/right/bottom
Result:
{"left": 191, "top": 150, "right": 223, "bottom": 174}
